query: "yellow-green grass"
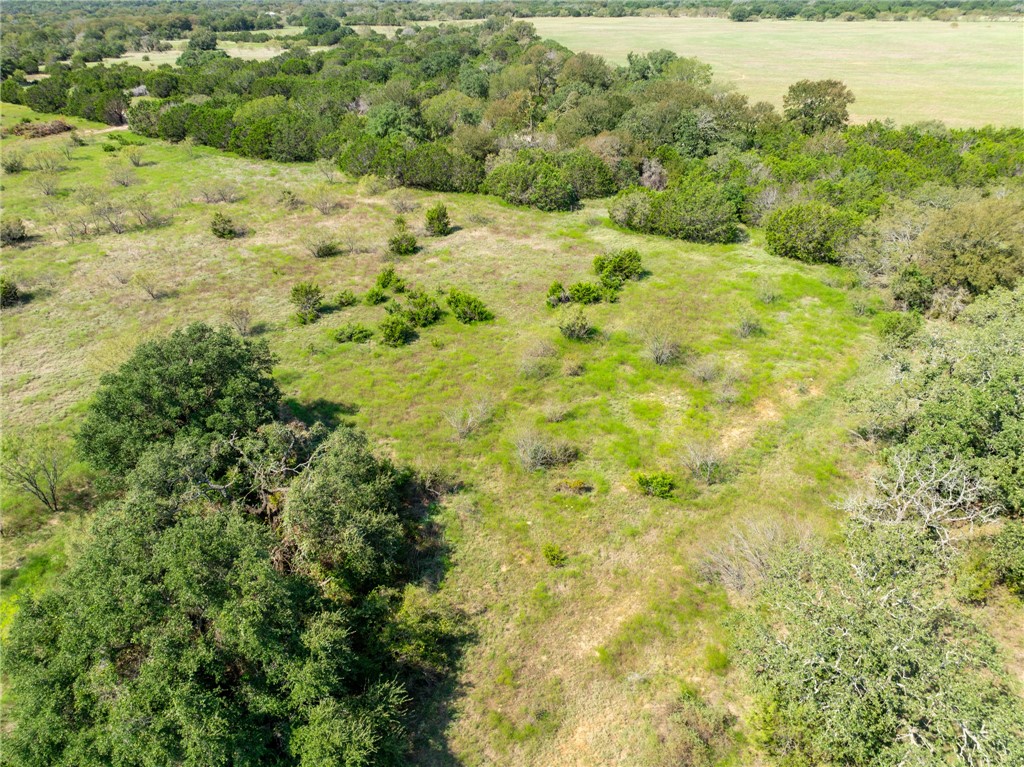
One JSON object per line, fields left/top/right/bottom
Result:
{"left": 93, "top": 34, "right": 324, "bottom": 71}
{"left": 530, "top": 17, "right": 1024, "bottom": 128}
{"left": 1, "top": 102, "right": 880, "bottom": 763}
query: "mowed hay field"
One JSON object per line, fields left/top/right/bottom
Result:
{"left": 1, "top": 104, "right": 880, "bottom": 764}
{"left": 530, "top": 17, "right": 1024, "bottom": 128}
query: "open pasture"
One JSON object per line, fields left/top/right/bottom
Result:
{"left": 530, "top": 17, "right": 1024, "bottom": 127}
{"left": 0, "top": 103, "right": 879, "bottom": 764}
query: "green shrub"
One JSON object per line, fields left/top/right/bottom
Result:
{"left": 556, "top": 148, "right": 617, "bottom": 199}
{"left": 546, "top": 281, "right": 569, "bottom": 307}
{"left": 891, "top": 264, "right": 934, "bottom": 311}
{"left": 335, "top": 289, "right": 357, "bottom": 307}
{"left": 404, "top": 290, "right": 443, "bottom": 327}
{"left": 306, "top": 236, "right": 339, "bottom": 259}
{"left": 542, "top": 543, "right": 568, "bottom": 568}
{"left": 375, "top": 266, "right": 405, "bottom": 292}
{"left": 954, "top": 546, "right": 996, "bottom": 604}
{"left": 1, "top": 275, "right": 23, "bottom": 308}
{"left": 485, "top": 156, "right": 578, "bottom": 212}
{"left": 609, "top": 182, "right": 740, "bottom": 244}
{"left": 211, "top": 211, "right": 240, "bottom": 239}
{"left": 875, "top": 311, "right": 922, "bottom": 347}
{"left": 916, "top": 197, "right": 1024, "bottom": 297}
{"left": 1, "top": 149, "right": 26, "bottom": 174}
{"left": 333, "top": 322, "right": 373, "bottom": 343}
{"left": 764, "top": 202, "right": 858, "bottom": 264}
{"left": 636, "top": 471, "right": 675, "bottom": 498}
{"left": 559, "top": 308, "right": 594, "bottom": 341}
{"left": 364, "top": 286, "right": 387, "bottom": 305}
{"left": 567, "top": 281, "right": 604, "bottom": 305}
{"left": 1, "top": 216, "right": 28, "bottom": 245}
{"left": 446, "top": 288, "right": 493, "bottom": 323}
{"left": 290, "top": 281, "right": 324, "bottom": 324}
{"left": 593, "top": 248, "right": 643, "bottom": 289}
{"left": 990, "top": 521, "right": 1024, "bottom": 596}
{"left": 424, "top": 202, "right": 452, "bottom": 236}
{"left": 379, "top": 313, "right": 414, "bottom": 346}
{"left": 386, "top": 217, "right": 417, "bottom": 257}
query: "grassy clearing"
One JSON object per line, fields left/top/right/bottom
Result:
{"left": 1, "top": 102, "right": 878, "bottom": 764}
{"left": 93, "top": 33, "right": 324, "bottom": 70}
{"left": 529, "top": 16, "right": 1024, "bottom": 128}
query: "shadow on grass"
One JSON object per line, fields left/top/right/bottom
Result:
{"left": 283, "top": 396, "right": 359, "bottom": 428}
{"left": 399, "top": 479, "right": 476, "bottom": 767}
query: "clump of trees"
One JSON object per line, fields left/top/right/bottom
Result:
{"left": 5, "top": 322, "right": 465, "bottom": 767}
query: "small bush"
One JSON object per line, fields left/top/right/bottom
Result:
{"left": 336, "top": 289, "right": 357, "bottom": 307}
{"left": 405, "top": 290, "right": 443, "bottom": 327}
{"left": 567, "top": 281, "right": 604, "bottom": 305}
{"left": 594, "top": 249, "right": 643, "bottom": 289}
{"left": 683, "top": 442, "right": 728, "bottom": 485}
{"left": 425, "top": 202, "right": 452, "bottom": 236}
{"left": 1, "top": 149, "right": 26, "bottom": 174}
{"left": 305, "top": 234, "right": 340, "bottom": 259}
{"left": 379, "top": 313, "right": 414, "bottom": 346}
{"left": 643, "top": 329, "right": 681, "bottom": 366}
{"left": 125, "top": 147, "right": 144, "bottom": 167}
{"left": 875, "top": 311, "right": 922, "bottom": 347}
{"left": 279, "top": 189, "right": 303, "bottom": 210}
{"left": 1, "top": 275, "right": 23, "bottom": 308}
{"left": 290, "top": 281, "right": 324, "bottom": 324}
{"left": 375, "top": 266, "right": 404, "bottom": 292}
{"left": 518, "top": 340, "right": 558, "bottom": 379}
{"left": 735, "top": 316, "right": 766, "bottom": 338}
{"left": 542, "top": 543, "right": 568, "bottom": 568}
{"left": 447, "top": 288, "right": 493, "bottom": 323}
{"left": 225, "top": 305, "right": 252, "bottom": 336}
{"left": 513, "top": 430, "right": 579, "bottom": 471}
{"left": 333, "top": 322, "right": 373, "bottom": 343}
{"left": 546, "top": 281, "right": 570, "bottom": 307}
{"left": 443, "top": 396, "right": 494, "bottom": 439}
{"left": 991, "top": 521, "right": 1024, "bottom": 596}
{"left": 637, "top": 471, "right": 675, "bottom": 498}
{"left": 1, "top": 216, "right": 28, "bottom": 245}
{"left": 211, "top": 212, "right": 240, "bottom": 239}
{"left": 386, "top": 217, "right": 417, "bottom": 257}
{"left": 559, "top": 308, "right": 594, "bottom": 341}
{"left": 308, "top": 185, "right": 340, "bottom": 215}
{"left": 555, "top": 478, "right": 592, "bottom": 495}
{"left": 364, "top": 286, "right": 387, "bottom": 306}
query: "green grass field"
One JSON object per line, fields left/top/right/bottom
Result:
{"left": 0, "top": 103, "right": 882, "bottom": 763}
{"left": 530, "top": 17, "right": 1024, "bottom": 128}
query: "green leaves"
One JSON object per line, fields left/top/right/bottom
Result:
{"left": 77, "top": 323, "right": 280, "bottom": 475}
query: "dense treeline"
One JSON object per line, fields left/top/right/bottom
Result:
{"left": 4, "top": 17, "right": 1022, "bottom": 257}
